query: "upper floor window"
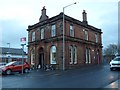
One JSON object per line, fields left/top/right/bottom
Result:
{"left": 41, "top": 28, "right": 44, "bottom": 39}
{"left": 32, "top": 31, "right": 35, "bottom": 41}
{"left": 95, "top": 33, "right": 98, "bottom": 43}
{"left": 51, "top": 24, "right": 56, "bottom": 37}
{"left": 70, "top": 25, "right": 74, "bottom": 37}
{"left": 84, "top": 30, "right": 88, "bottom": 40}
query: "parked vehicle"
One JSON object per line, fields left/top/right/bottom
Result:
{"left": 110, "top": 56, "right": 120, "bottom": 71}
{"left": 0, "top": 61, "right": 30, "bottom": 75}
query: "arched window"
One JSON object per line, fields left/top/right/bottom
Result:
{"left": 69, "top": 46, "right": 73, "bottom": 64}
{"left": 73, "top": 46, "right": 77, "bottom": 64}
{"left": 85, "top": 48, "right": 91, "bottom": 64}
{"left": 50, "top": 46, "right": 57, "bottom": 64}
{"left": 85, "top": 48, "right": 89, "bottom": 64}
{"left": 88, "top": 49, "right": 91, "bottom": 64}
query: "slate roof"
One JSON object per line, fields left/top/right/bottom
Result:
{"left": 27, "top": 12, "right": 102, "bottom": 33}
{"left": 0, "top": 47, "right": 27, "bottom": 55}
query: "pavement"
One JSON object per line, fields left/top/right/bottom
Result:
{"left": 105, "top": 79, "right": 120, "bottom": 88}
{"left": 26, "top": 64, "right": 104, "bottom": 77}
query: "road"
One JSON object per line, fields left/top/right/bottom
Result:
{"left": 1, "top": 65, "right": 120, "bottom": 88}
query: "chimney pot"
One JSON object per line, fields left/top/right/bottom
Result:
{"left": 39, "top": 6, "right": 49, "bottom": 22}
{"left": 82, "top": 10, "right": 88, "bottom": 24}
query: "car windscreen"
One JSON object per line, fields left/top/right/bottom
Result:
{"left": 5, "top": 62, "right": 15, "bottom": 66}
{"left": 113, "top": 58, "right": 120, "bottom": 61}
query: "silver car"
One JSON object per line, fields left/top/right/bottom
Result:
{"left": 110, "top": 56, "right": 120, "bottom": 71}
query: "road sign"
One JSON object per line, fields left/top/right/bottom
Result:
{"left": 20, "top": 37, "right": 26, "bottom": 45}
{"left": 20, "top": 37, "right": 26, "bottom": 74}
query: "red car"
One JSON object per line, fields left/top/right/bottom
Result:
{"left": 0, "top": 61, "right": 30, "bottom": 75}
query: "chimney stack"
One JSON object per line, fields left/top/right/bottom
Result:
{"left": 82, "top": 10, "right": 88, "bottom": 24}
{"left": 39, "top": 6, "right": 49, "bottom": 22}
{"left": 42, "top": 6, "right": 46, "bottom": 16}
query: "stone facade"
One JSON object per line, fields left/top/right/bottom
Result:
{"left": 27, "top": 7, "right": 102, "bottom": 70}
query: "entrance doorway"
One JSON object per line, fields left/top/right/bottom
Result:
{"left": 95, "top": 50, "right": 100, "bottom": 64}
{"left": 38, "top": 47, "right": 44, "bottom": 69}
{"left": 97, "top": 50, "right": 100, "bottom": 64}
{"left": 39, "top": 53, "right": 44, "bottom": 69}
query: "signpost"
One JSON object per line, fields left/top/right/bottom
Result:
{"left": 20, "top": 37, "right": 26, "bottom": 74}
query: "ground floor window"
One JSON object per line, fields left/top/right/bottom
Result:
{"left": 69, "top": 46, "right": 73, "bottom": 64}
{"left": 85, "top": 48, "right": 91, "bottom": 64}
{"left": 31, "top": 48, "right": 35, "bottom": 65}
{"left": 50, "top": 46, "right": 57, "bottom": 64}
{"left": 73, "top": 46, "right": 77, "bottom": 64}
{"left": 69, "top": 45, "right": 77, "bottom": 64}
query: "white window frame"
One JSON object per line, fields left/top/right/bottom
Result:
{"left": 70, "top": 25, "right": 74, "bottom": 37}
{"left": 51, "top": 24, "right": 56, "bottom": 37}
{"left": 89, "top": 49, "right": 91, "bottom": 64}
{"left": 73, "top": 46, "right": 77, "bottom": 64}
{"left": 69, "top": 46, "right": 73, "bottom": 64}
{"left": 41, "top": 28, "right": 44, "bottom": 39}
{"left": 31, "top": 48, "right": 35, "bottom": 65}
{"left": 84, "top": 30, "right": 88, "bottom": 40}
{"left": 32, "top": 32, "right": 35, "bottom": 41}
{"left": 50, "top": 46, "right": 57, "bottom": 64}
{"left": 95, "top": 33, "right": 98, "bottom": 43}
{"left": 86, "top": 48, "right": 88, "bottom": 64}
{"left": 86, "top": 48, "right": 91, "bottom": 64}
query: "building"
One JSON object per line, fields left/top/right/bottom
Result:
{"left": 27, "top": 7, "right": 102, "bottom": 70}
{"left": 0, "top": 47, "right": 27, "bottom": 63}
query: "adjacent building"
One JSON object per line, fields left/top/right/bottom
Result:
{"left": 27, "top": 7, "right": 102, "bottom": 70}
{"left": 0, "top": 47, "right": 27, "bottom": 63}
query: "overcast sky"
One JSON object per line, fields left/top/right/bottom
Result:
{"left": 0, "top": 0, "right": 119, "bottom": 52}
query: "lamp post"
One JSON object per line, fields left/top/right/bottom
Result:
{"left": 21, "top": 44, "right": 25, "bottom": 74}
{"left": 62, "top": 2, "right": 77, "bottom": 70}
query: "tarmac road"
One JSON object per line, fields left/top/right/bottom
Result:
{"left": 1, "top": 64, "right": 120, "bottom": 88}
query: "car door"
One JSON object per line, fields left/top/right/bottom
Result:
{"left": 12, "top": 61, "right": 22, "bottom": 72}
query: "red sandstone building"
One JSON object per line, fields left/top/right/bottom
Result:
{"left": 27, "top": 7, "right": 102, "bottom": 70}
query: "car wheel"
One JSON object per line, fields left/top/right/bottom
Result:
{"left": 24, "top": 68, "right": 29, "bottom": 73}
{"left": 6, "top": 69, "right": 12, "bottom": 75}
{"left": 110, "top": 68, "right": 114, "bottom": 71}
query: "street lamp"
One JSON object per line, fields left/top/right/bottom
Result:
{"left": 62, "top": 2, "right": 77, "bottom": 70}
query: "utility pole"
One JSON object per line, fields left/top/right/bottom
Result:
{"left": 62, "top": 2, "right": 77, "bottom": 70}
{"left": 20, "top": 37, "right": 26, "bottom": 74}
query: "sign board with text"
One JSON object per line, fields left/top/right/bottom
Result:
{"left": 20, "top": 37, "right": 26, "bottom": 45}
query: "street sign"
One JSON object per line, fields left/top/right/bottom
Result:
{"left": 20, "top": 37, "right": 26, "bottom": 45}
{"left": 20, "top": 37, "right": 26, "bottom": 74}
